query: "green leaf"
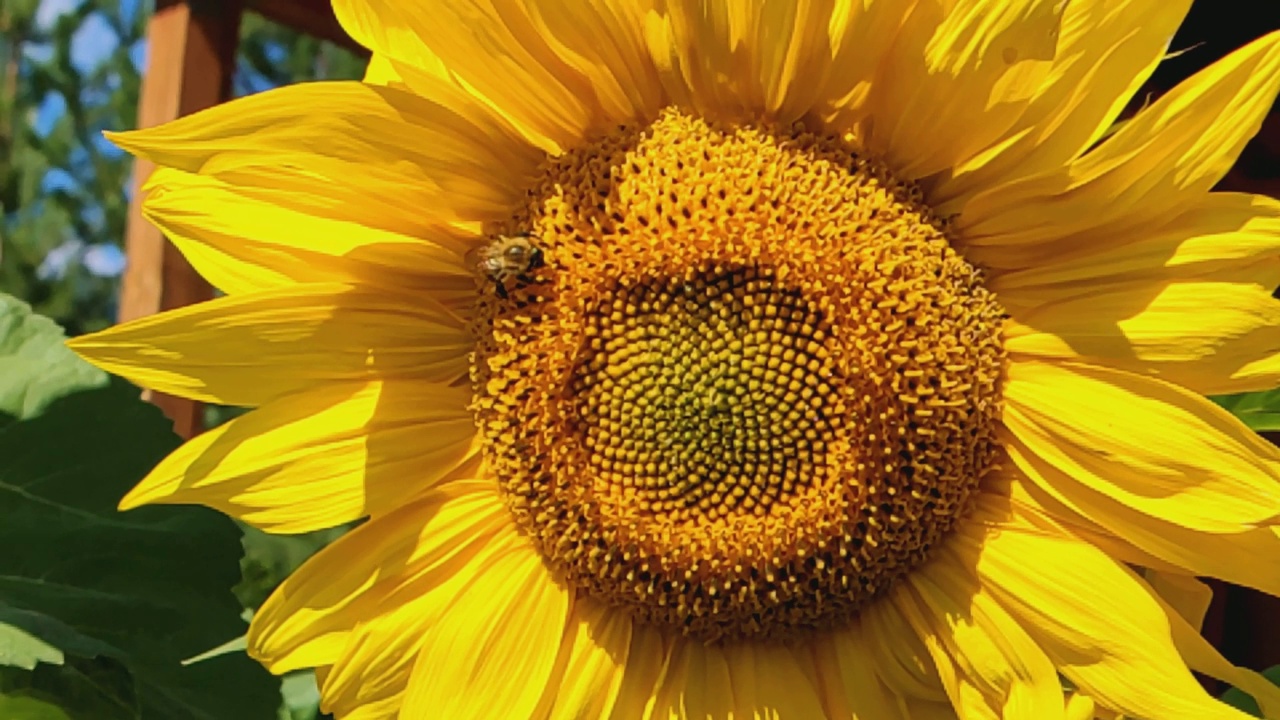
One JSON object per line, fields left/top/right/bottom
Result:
{"left": 278, "top": 672, "right": 321, "bottom": 720}
{"left": 0, "top": 615, "right": 63, "bottom": 671}
{"left": 1, "top": 656, "right": 135, "bottom": 720}
{"left": 0, "top": 691, "right": 73, "bottom": 720}
{"left": 1211, "top": 390, "right": 1280, "bottom": 432}
{"left": 234, "top": 523, "right": 347, "bottom": 611}
{"left": 0, "top": 294, "right": 279, "bottom": 719}
{"left": 0, "top": 604, "right": 116, "bottom": 667}
{"left": 1221, "top": 664, "right": 1280, "bottom": 717}
{"left": 0, "top": 298, "right": 102, "bottom": 419}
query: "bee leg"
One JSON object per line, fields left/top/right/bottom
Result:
{"left": 495, "top": 281, "right": 509, "bottom": 300}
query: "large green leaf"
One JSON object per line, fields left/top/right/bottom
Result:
{"left": 0, "top": 294, "right": 279, "bottom": 719}
{"left": 1212, "top": 390, "right": 1280, "bottom": 432}
{"left": 0, "top": 692, "right": 73, "bottom": 720}
{"left": 0, "top": 618, "right": 62, "bottom": 672}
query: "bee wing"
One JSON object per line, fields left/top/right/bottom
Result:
{"left": 466, "top": 242, "right": 509, "bottom": 277}
{"left": 463, "top": 242, "right": 489, "bottom": 271}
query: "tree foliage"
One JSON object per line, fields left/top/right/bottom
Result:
{"left": 1, "top": 0, "right": 140, "bottom": 336}
{"left": 0, "top": 1, "right": 365, "bottom": 337}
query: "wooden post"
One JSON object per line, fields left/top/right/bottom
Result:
{"left": 246, "top": 0, "right": 368, "bottom": 54}
{"left": 118, "top": 0, "right": 242, "bottom": 439}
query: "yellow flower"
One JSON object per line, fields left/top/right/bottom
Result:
{"left": 70, "top": 1, "right": 1280, "bottom": 718}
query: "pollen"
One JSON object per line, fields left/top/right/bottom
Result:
{"left": 470, "top": 109, "right": 1006, "bottom": 641}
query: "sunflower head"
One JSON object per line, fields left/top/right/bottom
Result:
{"left": 474, "top": 108, "right": 1007, "bottom": 640}
{"left": 71, "top": 1, "right": 1280, "bottom": 718}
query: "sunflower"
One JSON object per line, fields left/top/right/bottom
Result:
{"left": 70, "top": 0, "right": 1280, "bottom": 717}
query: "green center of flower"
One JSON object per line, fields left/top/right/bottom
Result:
{"left": 573, "top": 264, "right": 838, "bottom": 525}
{"left": 471, "top": 109, "right": 1006, "bottom": 640}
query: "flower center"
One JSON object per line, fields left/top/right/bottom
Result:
{"left": 471, "top": 109, "right": 1006, "bottom": 641}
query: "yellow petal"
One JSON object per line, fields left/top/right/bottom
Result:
{"left": 140, "top": 167, "right": 475, "bottom": 298}
{"left": 903, "top": 642, "right": 998, "bottom": 720}
{"left": 120, "top": 379, "right": 477, "bottom": 533}
{"left": 312, "top": 667, "right": 405, "bottom": 720}
{"left": 865, "top": 0, "right": 1064, "bottom": 180}
{"left": 724, "top": 642, "right": 829, "bottom": 719}
{"left": 515, "top": 0, "right": 665, "bottom": 123}
{"left": 994, "top": 467, "right": 1179, "bottom": 572}
{"left": 642, "top": 638, "right": 828, "bottom": 720}
{"left": 816, "top": 619, "right": 910, "bottom": 720}
{"left": 862, "top": 593, "right": 948, "bottom": 703}
{"left": 109, "top": 81, "right": 539, "bottom": 221}
{"left": 989, "top": 193, "right": 1280, "bottom": 293}
{"left": 362, "top": 52, "right": 410, "bottom": 86}
{"left": 1143, "top": 571, "right": 1213, "bottom": 634}
{"left": 608, "top": 626, "right": 674, "bottom": 720}
{"left": 400, "top": 540, "right": 572, "bottom": 719}
{"left": 1004, "top": 429, "right": 1280, "bottom": 599}
{"left": 900, "top": 560, "right": 1065, "bottom": 719}
{"left": 747, "top": 0, "right": 844, "bottom": 120}
{"left": 343, "top": 18, "right": 491, "bottom": 118}
{"left": 648, "top": 0, "right": 881, "bottom": 125}
{"left": 1065, "top": 692, "right": 1097, "bottom": 720}
{"left": 542, "top": 598, "right": 633, "bottom": 720}
{"left": 247, "top": 480, "right": 508, "bottom": 674}
{"left": 329, "top": 695, "right": 400, "bottom": 720}
{"left": 349, "top": 21, "right": 450, "bottom": 84}
{"left": 958, "top": 30, "right": 1280, "bottom": 251}
{"left": 334, "top": 0, "right": 662, "bottom": 152}
{"left": 318, "top": 522, "right": 524, "bottom": 717}
{"left": 660, "top": 640, "right": 734, "bottom": 719}
{"left": 1138, "top": 572, "right": 1280, "bottom": 720}
{"left": 814, "top": 0, "right": 912, "bottom": 133}
{"left": 901, "top": 697, "right": 964, "bottom": 720}
{"left": 932, "top": 0, "right": 1193, "bottom": 206}
{"left": 1003, "top": 361, "right": 1280, "bottom": 532}
{"left": 955, "top": 495, "right": 1256, "bottom": 720}
{"left": 1004, "top": 282, "right": 1280, "bottom": 395}
{"left": 67, "top": 283, "right": 470, "bottom": 406}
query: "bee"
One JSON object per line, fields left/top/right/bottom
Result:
{"left": 467, "top": 233, "right": 546, "bottom": 299}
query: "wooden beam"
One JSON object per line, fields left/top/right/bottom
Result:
{"left": 119, "top": 1, "right": 242, "bottom": 439}
{"left": 246, "top": 0, "right": 369, "bottom": 55}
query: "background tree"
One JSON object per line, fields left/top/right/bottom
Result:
{"left": 1, "top": 0, "right": 139, "bottom": 336}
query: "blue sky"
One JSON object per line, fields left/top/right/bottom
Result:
{"left": 35, "top": 0, "right": 125, "bottom": 66}
{"left": 31, "top": 0, "right": 141, "bottom": 133}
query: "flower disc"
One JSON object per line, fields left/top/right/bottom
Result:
{"left": 473, "top": 109, "right": 1006, "bottom": 640}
